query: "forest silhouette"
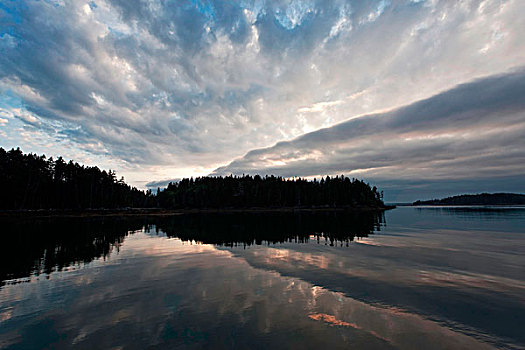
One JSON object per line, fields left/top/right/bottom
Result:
{"left": 0, "top": 147, "right": 385, "bottom": 210}
{"left": 0, "top": 147, "right": 155, "bottom": 209}
{"left": 413, "top": 193, "right": 525, "bottom": 206}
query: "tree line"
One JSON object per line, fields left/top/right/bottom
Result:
{"left": 0, "top": 147, "right": 385, "bottom": 210}
{"left": 157, "top": 174, "right": 384, "bottom": 209}
{"left": 413, "top": 193, "right": 525, "bottom": 206}
{"left": 0, "top": 147, "right": 155, "bottom": 209}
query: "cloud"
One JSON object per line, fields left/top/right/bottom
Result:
{"left": 145, "top": 178, "right": 181, "bottom": 190}
{"left": 0, "top": 0, "right": 524, "bottom": 188}
{"left": 212, "top": 69, "right": 525, "bottom": 200}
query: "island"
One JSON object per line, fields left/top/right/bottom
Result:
{"left": 0, "top": 147, "right": 392, "bottom": 215}
{"left": 413, "top": 193, "right": 525, "bottom": 206}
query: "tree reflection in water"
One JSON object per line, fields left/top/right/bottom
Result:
{"left": 0, "top": 211, "right": 384, "bottom": 286}
{"left": 0, "top": 217, "right": 146, "bottom": 285}
{"left": 156, "top": 211, "right": 384, "bottom": 247}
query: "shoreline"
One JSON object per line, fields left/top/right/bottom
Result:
{"left": 0, "top": 205, "right": 395, "bottom": 218}
{"left": 410, "top": 204, "right": 525, "bottom": 207}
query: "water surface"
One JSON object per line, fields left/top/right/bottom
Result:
{"left": 1, "top": 208, "right": 524, "bottom": 349}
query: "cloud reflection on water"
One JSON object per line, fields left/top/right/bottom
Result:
{"left": 0, "top": 230, "right": 495, "bottom": 349}
{"left": 1, "top": 208, "right": 524, "bottom": 348}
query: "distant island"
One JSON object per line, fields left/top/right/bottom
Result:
{"left": 413, "top": 193, "right": 525, "bottom": 206}
{"left": 0, "top": 147, "right": 390, "bottom": 212}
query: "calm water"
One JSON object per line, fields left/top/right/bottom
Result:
{"left": 1, "top": 208, "right": 524, "bottom": 349}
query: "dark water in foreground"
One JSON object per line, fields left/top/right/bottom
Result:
{"left": 0, "top": 207, "right": 524, "bottom": 349}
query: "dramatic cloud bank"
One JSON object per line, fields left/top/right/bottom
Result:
{"left": 1, "top": 0, "right": 524, "bottom": 195}
{"left": 213, "top": 69, "right": 525, "bottom": 200}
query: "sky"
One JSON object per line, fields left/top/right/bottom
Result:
{"left": 1, "top": 0, "right": 524, "bottom": 202}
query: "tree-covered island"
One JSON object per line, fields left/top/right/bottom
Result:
{"left": 413, "top": 193, "right": 525, "bottom": 206}
{"left": 0, "top": 147, "right": 389, "bottom": 212}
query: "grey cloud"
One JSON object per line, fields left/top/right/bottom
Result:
{"left": 374, "top": 176, "right": 525, "bottom": 203}
{"left": 145, "top": 178, "right": 181, "bottom": 190}
{"left": 212, "top": 69, "right": 525, "bottom": 200}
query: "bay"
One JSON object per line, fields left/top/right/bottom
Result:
{"left": 1, "top": 207, "right": 524, "bottom": 349}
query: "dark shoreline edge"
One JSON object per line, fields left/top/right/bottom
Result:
{"left": 0, "top": 205, "right": 396, "bottom": 218}
{"left": 412, "top": 193, "right": 525, "bottom": 206}
{"left": 412, "top": 204, "right": 525, "bottom": 207}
